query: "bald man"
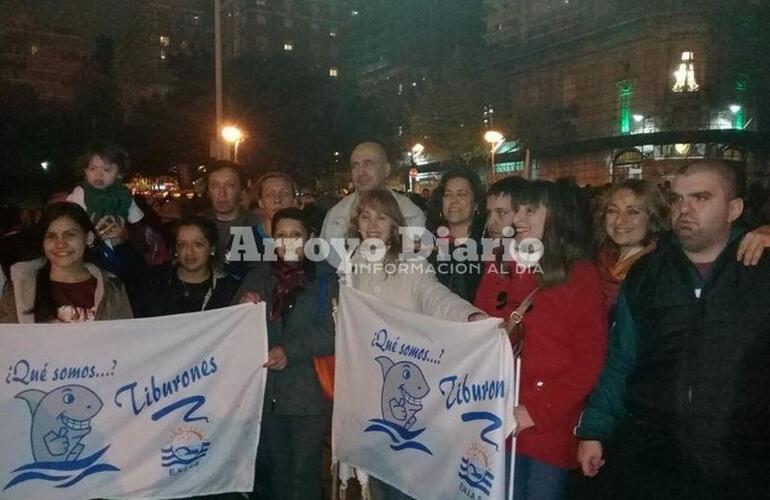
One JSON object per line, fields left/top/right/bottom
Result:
{"left": 320, "top": 141, "right": 426, "bottom": 240}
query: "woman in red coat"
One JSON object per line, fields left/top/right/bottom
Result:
{"left": 475, "top": 179, "right": 607, "bottom": 500}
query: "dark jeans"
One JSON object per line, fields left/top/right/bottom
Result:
{"left": 506, "top": 453, "right": 568, "bottom": 500}
{"left": 253, "top": 413, "right": 329, "bottom": 500}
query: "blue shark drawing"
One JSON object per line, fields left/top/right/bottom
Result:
{"left": 375, "top": 356, "right": 429, "bottom": 429}
{"left": 16, "top": 385, "right": 103, "bottom": 462}
{"left": 363, "top": 356, "right": 433, "bottom": 455}
{"left": 4, "top": 384, "right": 120, "bottom": 491}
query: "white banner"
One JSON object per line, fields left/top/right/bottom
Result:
{"left": 333, "top": 285, "right": 516, "bottom": 500}
{"left": 0, "top": 303, "right": 267, "bottom": 499}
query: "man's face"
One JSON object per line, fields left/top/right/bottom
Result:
{"left": 670, "top": 170, "right": 742, "bottom": 255}
{"left": 350, "top": 144, "right": 389, "bottom": 192}
{"left": 486, "top": 194, "right": 515, "bottom": 239}
{"left": 207, "top": 168, "right": 243, "bottom": 216}
{"left": 258, "top": 176, "right": 294, "bottom": 219}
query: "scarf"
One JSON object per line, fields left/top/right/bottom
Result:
{"left": 270, "top": 260, "right": 307, "bottom": 321}
{"left": 81, "top": 182, "right": 133, "bottom": 221}
{"left": 596, "top": 240, "right": 657, "bottom": 308}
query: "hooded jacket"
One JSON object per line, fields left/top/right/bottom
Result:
{"left": 0, "top": 258, "right": 133, "bottom": 323}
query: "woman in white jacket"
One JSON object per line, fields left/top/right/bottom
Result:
{"left": 345, "top": 189, "right": 486, "bottom": 500}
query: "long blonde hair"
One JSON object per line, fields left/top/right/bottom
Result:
{"left": 349, "top": 190, "right": 407, "bottom": 266}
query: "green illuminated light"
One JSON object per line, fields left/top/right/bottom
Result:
{"left": 618, "top": 81, "right": 633, "bottom": 135}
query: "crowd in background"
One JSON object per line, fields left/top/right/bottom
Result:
{"left": 2, "top": 139, "right": 770, "bottom": 500}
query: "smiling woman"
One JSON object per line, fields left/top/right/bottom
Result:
{"left": 0, "top": 202, "right": 133, "bottom": 323}
{"left": 595, "top": 180, "right": 669, "bottom": 311}
{"left": 134, "top": 215, "right": 240, "bottom": 318}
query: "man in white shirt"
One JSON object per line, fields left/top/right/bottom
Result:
{"left": 320, "top": 141, "right": 426, "bottom": 241}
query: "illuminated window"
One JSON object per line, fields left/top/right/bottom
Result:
{"left": 160, "top": 35, "right": 170, "bottom": 47}
{"left": 329, "top": 67, "right": 339, "bottom": 77}
{"left": 672, "top": 51, "right": 699, "bottom": 92}
{"left": 160, "top": 49, "right": 167, "bottom": 60}
{"left": 351, "top": 10, "right": 359, "bottom": 16}
{"left": 30, "top": 44, "right": 39, "bottom": 55}
{"left": 283, "top": 42, "right": 293, "bottom": 51}
{"left": 618, "top": 80, "right": 633, "bottom": 135}
{"left": 329, "top": 28, "right": 337, "bottom": 37}
{"left": 495, "top": 161, "right": 524, "bottom": 174}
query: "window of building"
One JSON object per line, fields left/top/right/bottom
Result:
{"left": 329, "top": 67, "right": 339, "bottom": 77}
{"left": 617, "top": 80, "right": 633, "bottom": 135}
{"left": 562, "top": 75, "right": 576, "bottom": 105}
{"left": 351, "top": 10, "right": 359, "bottom": 16}
{"left": 329, "top": 28, "right": 337, "bottom": 37}
{"left": 256, "top": 0, "right": 267, "bottom": 6}
{"left": 283, "top": 42, "right": 294, "bottom": 51}
{"left": 495, "top": 161, "right": 524, "bottom": 174}
{"left": 528, "top": 84, "right": 540, "bottom": 105}
{"left": 256, "top": 36, "right": 269, "bottom": 52}
{"left": 672, "top": 51, "right": 700, "bottom": 92}
{"left": 257, "top": 14, "right": 266, "bottom": 25}
{"left": 284, "top": 17, "right": 293, "bottom": 28}
{"left": 160, "top": 35, "right": 170, "bottom": 47}
{"left": 30, "top": 43, "right": 39, "bottom": 55}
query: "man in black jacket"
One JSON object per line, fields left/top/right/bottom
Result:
{"left": 603, "top": 160, "right": 770, "bottom": 500}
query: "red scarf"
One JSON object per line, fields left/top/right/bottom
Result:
{"left": 270, "top": 260, "right": 307, "bottom": 321}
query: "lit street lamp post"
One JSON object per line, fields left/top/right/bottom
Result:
{"left": 484, "top": 130, "right": 504, "bottom": 184}
{"left": 409, "top": 143, "right": 424, "bottom": 192}
{"left": 221, "top": 126, "right": 244, "bottom": 163}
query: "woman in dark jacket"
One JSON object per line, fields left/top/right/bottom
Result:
{"left": 237, "top": 207, "right": 337, "bottom": 500}
{"left": 136, "top": 215, "right": 239, "bottom": 317}
{"left": 426, "top": 167, "right": 486, "bottom": 301}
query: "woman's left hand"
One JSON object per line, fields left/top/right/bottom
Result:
{"left": 264, "top": 346, "right": 288, "bottom": 370}
{"left": 513, "top": 405, "right": 535, "bottom": 435}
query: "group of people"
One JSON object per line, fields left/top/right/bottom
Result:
{"left": 2, "top": 139, "right": 770, "bottom": 500}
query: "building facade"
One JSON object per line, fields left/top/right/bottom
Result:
{"left": 0, "top": 10, "right": 87, "bottom": 104}
{"left": 221, "top": 0, "right": 350, "bottom": 78}
{"left": 483, "top": 0, "right": 770, "bottom": 185}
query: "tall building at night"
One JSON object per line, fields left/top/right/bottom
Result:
{"left": 0, "top": 8, "right": 88, "bottom": 104}
{"left": 109, "top": 0, "right": 212, "bottom": 103}
{"left": 344, "top": 0, "right": 486, "bottom": 170}
{"left": 483, "top": 0, "right": 770, "bottom": 185}
{"left": 220, "top": 0, "right": 350, "bottom": 78}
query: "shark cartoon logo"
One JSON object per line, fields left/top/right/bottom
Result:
{"left": 376, "top": 356, "right": 429, "bottom": 429}
{"left": 363, "top": 356, "right": 433, "bottom": 455}
{"left": 4, "top": 384, "right": 120, "bottom": 491}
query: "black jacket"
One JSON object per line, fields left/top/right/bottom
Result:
{"left": 237, "top": 261, "right": 337, "bottom": 416}
{"left": 136, "top": 264, "right": 240, "bottom": 317}
{"left": 609, "top": 230, "right": 770, "bottom": 499}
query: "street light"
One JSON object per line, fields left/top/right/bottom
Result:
{"left": 484, "top": 130, "right": 505, "bottom": 182}
{"left": 221, "top": 125, "right": 244, "bottom": 163}
{"left": 409, "top": 143, "right": 425, "bottom": 192}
